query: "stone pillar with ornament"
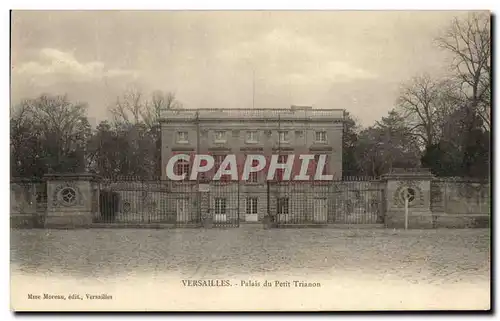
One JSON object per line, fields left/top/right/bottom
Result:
{"left": 44, "top": 173, "right": 100, "bottom": 228}
{"left": 382, "top": 168, "right": 435, "bottom": 229}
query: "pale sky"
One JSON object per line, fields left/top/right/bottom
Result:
{"left": 11, "top": 11, "right": 473, "bottom": 127}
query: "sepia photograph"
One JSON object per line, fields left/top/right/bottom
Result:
{"left": 9, "top": 10, "right": 491, "bottom": 312}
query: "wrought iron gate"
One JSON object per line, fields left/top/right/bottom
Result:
{"left": 269, "top": 179, "right": 385, "bottom": 226}
{"left": 95, "top": 178, "right": 384, "bottom": 227}
{"left": 206, "top": 182, "right": 240, "bottom": 227}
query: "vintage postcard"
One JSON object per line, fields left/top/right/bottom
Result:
{"left": 10, "top": 10, "right": 491, "bottom": 311}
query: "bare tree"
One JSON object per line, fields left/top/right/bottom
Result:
{"left": 24, "top": 95, "right": 89, "bottom": 164}
{"left": 436, "top": 12, "right": 491, "bottom": 131}
{"left": 10, "top": 102, "right": 34, "bottom": 148}
{"left": 101, "top": 89, "right": 182, "bottom": 177}
{"left": 142, "top": 90, "right": 182, "bottom": 130}
{"left": 109, "top": 87, "right": 144, "bottom": 127}
{"left": 110, "top": 88, "right": 182, "bottom": 129}
{"left": 10, "top": 102, "right": 38, "bottom": 177}
{"left": 11, "top": 94, "right": 90, "bottom": 176}
{"left": 397, "top": 74, "right": 459, "bottom": 149}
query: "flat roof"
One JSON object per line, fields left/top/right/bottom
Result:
{"left": 161, "top": 108, "right": 345, "bottom": 122}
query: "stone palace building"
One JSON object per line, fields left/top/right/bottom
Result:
{"left": 159, "top": 106, "right": 345, "bottom": 224}
{"left": 160, "top": 106, "right": 344, "bottom": 180}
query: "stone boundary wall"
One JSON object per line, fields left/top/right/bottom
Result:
{"left": 430, "top": 178, "right": 490, "bottom": 228}
{"left": 10, "top": 176, "right": 490, "bottom": 229}
{"left": 10, "top": 180, "right": 46, "bottom": 228}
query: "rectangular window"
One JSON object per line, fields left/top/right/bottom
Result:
{"left": 214, "top": 155, "right": 230, "bottom": 182}
{"left": 278, "top": 131, "right": 289, "bottom": 143}
{"left": 177, "top": 131, "right": 188, "bottom": 143}
{"left": 275, "top": 155, "right": 288, "bottom": 181}
{"left": 278, "top": 155, "right": 287, "bottom": 163}
{"left": 277, "top": 197, "right": 289, "bottom": 215}
{"left": 246, "top": 197, "right": 258, "bottom": 214}
{"left": 246, "top": 131, "right": 258, "bottom": 143}
{"left": 175, "top": 160, "right": 190, "bottom": 178}
{"left": 214, "top": 155, "right": 226, "bottom": 170}
{"left": 315, "top": 131, "right": 327, "bottom": 143}
{"left": 214, "top": 131, "right": 227, "bottom": 143}
{"left": 248, "top": 172, "right": 258, "bottom": 183}
{"left": 314, "top": 154, "right": 328, "bottom": 175}
{"left": 214, "top": 198, "right": 227, "bottom": 214}
{"left": 247, "top": 159, "right": 259, "bottom": 183}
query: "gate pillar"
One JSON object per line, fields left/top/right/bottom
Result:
{"left": 44, "top": 173, "right": 100, "bottom": 228}
{"left": 197, "top": 183, "right": 211, "bottom": 227}
{"left": 382, "top": 168, "right": 434, "bottom": 229}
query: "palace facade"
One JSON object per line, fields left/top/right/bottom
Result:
{"left": 159, "top": 106, "right": 344, "bottom": 223}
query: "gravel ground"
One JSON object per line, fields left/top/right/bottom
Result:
{"left": 10, "top": 227, "right": 491, "bottom": 311}
{"left": 11, "top": 227, "right": 490, "bottom": 282}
